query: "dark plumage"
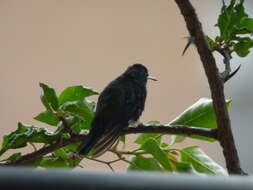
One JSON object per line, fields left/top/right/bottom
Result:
{"left": 79, "top": 64, "right": 156, "bottom": 157}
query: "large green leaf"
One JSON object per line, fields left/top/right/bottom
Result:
{"left": 169, "top": 98, "right": 232, "bottom": 142}
{"left": 0, "top": 122, "right": 57, "bottom": 156}
{"left": 40, "top": 83, "right": 59, "bottom": 111}
{"left": 128, "top": 156, "right": 162, "bottom": 171}
{"left": 60, "top": 99, "right": 95, "bottom": 124}
{"left": 181, "top": 146, "right": 227, "bottom": 176}
{"left": 58, "top": 85, "right": 98, "bottom": 106}
{"left": 141, "top": 138, "right": 172, "bottom": 171}
{"left": 34, "top": 110, "right": 59, "bottom": 126}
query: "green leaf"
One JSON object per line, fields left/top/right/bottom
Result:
{"left": 169, "top": 98, "right": 232, "bottom": 142}
{"left": 234, "top": 38, "right": 253, "bottom": 57}
{"left": 30, "top": 148, "right": 82, "bottom": 168}
{"left": 181, "top": 146, "right": 227, "bottom": 176}
{"left": 70, "top": 122, "right": 82, "bottom": 133}
{"left": 175, "top": 162, "right": 193, "bottom": 172}
{"left": 40, "top": 83, "right": 59, "bottom": 111}
{"left": 128, "top": 156, "right": 162, "bottom": 171}
{"left": 216, "top": 0, "right": 235, "bottom": 41}
{"left": 54, "top": 149, "right": 69, "bottom": 160}
{"left": 174, "top": 161, "right": 206, "bottom": 176}
{"left": 64, "top": 142, "right": 81, "bottom": 153}
{"left": 37, "top": 157, "right": 70, "bottom": 168}
{"left": 60, "top": 99, "right": 95, "bottom": 125}
{"left": 68, "top": 157, "right": 82, "bottom": 168}
{"left": 0, "top": 122, "right": 57, "bottom": 156}
{"left": 34, "top": 110, "right": 59, "bottom": 126}
{"left": 58, "top": 85, "right": 98, "bottom": 106}
{"left": 28, "top": 155, "right": 82, "bottom": 168}
{"left": 240, "top": 18, "right": 253, "bottom": 32}
{"left": 134, "top": 133, "right": 159, "bottom": 145}
{"left": 134, "top": 120, "right": 161, "bottom": 145}
{"left": 174, "top": 162, "right": 195, "bottom": 173}
{"left": 69, "top": 119, "right": 92, "bottom": 132}
{"left": 141, "top": 138, "right": 172, "bottom": 171}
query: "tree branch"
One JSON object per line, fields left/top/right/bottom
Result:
{"left": 175, "top": 0, "right": 246, "bottom": 175}
{"left": 124, "top": 124, "right": 217, "bottom": 139}
{"left": 1, "top": 135, "right": 86, "bottom": 166}
{"left": 1, "top": 124, "right": 216, "bottom": 166}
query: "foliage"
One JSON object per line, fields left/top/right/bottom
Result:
{"left": 0, "top": 0, "right": 251, "bottom": 175}
{"left": 0, "top": 83, "right": 229, "bottom": 175}
{"left": 207, "top": 0, "right": 253, "bottom": 57}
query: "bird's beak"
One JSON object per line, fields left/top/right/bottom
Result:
{"left": 147, "top": 75, "right": 157, "bottom": 81}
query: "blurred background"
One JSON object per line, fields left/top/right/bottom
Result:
{"left": 0, "top": 0, "right": 252, "bottom": 173}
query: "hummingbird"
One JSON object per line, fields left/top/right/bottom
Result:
{"left": 79, "top": 64, "right": 156, "bottom": 157}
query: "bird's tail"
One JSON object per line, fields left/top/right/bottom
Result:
{"left": 79, "top": 126, "right": 121, "bottom": 157}
{"left": 79, "top": 132, "right": 101, "bottom": 156}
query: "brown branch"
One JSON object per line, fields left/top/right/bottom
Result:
{"left": 1, "top": 124, "right": 216, "bottom": 166}
{"left": 175, "top": 0, "right": 246, "bottom": 175}
{"left": 2, "top": 134, "right": 87, "bottom": 166}
{"left": 123, "top": 124, "right": 217, "bottom": 139}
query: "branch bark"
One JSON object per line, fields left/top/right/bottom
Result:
{"left": 124, "top": 124, "right": 217, "bottom": 138}
{"left": 2, "top": 124, "right": 216, "bottom": 166}
{"left": 175, "top": 0, "right": 245, "bottom": 175}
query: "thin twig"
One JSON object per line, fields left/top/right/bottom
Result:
{"left": 114, "top": 152, "right": 135, "bottom": 167}
{"left": 110, "top": 149, "right": 147, "bottom": 156}
{"left": 85, "top": 157, "right": 121, "bottom": 172}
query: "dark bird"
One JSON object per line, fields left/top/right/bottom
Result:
{"left": 79, "top": 64, "right": 156, "bottom": 157}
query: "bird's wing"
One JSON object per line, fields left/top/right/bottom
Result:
{"left": 82, "top": 84, "right": 128, "bottom": 157}
{"left": 79, "top": 84, "right": 126, "bottom": 156}
{"left": 93, "top": 84, "right": 127, "bottom": 129}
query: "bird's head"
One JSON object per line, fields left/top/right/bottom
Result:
{"left": 124, "top": 64, "right": 157, "bottom": 84}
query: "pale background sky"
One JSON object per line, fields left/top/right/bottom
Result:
{"left": 0, "top": 0, "right": 252, "bottom": 173}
